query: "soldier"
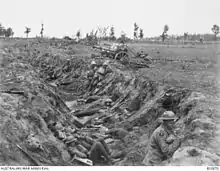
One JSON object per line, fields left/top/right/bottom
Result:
{"left": 102, "top": 60, "right": 111, "bottom": 75}
{"left": 104, "top": 98, "right": 113, "bottom": 107}
{"left": 142, "top": 111, "right": 183, "bottom": 166}
{"left": 87, "top": 61, "right": 98, "bottom": 90}
{"left": 65, "top": 133, "right": 114, "bottom": 165}
{"left": 89, "top": 60, "right": 111, "bottom": 92}
{"left": 88, "top": 61, "right": 98, "bottom": 78}
{"left": 96, "top": 60, "right": 111, "bottom": 81}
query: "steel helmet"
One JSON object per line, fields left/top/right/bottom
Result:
{"left": 159, "top": 111, "right": 177, "bottom": 121}
{"left": 104, "top": 98, "right": 112, "bottom": 106}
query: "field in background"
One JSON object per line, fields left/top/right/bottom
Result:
{"left": 129, "top": 42, "right": 220, "bottom": 96}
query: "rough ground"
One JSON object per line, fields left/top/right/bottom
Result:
{"left": 0, "top": 38, "right": 219, "bottom": 166}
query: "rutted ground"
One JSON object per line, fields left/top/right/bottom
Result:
{"left": 0, "top": 38, "right": 219, "bottom": 166}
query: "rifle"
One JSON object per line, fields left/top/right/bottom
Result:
{"left": 16, "top": 144, "right": 39, "bottom": 166}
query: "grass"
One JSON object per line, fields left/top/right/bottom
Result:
{"left": 129, "top": 43, "right": 219, "bottom": 97}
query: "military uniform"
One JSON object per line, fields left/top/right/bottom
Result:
{"left": 87, "top": 68, "right": 97, "bottom": 91}
{"left": 87, "top": 70, "right": 96, "bottom": 81}
{"left": 142, "top": 125, "right": 181, "bottom": 166}
{"left": 67, "top": 135, "right": 111, "bottom": 165}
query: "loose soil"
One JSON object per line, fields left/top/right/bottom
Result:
{"left": 0, "top": 38, "right": 219, "bottom": 166}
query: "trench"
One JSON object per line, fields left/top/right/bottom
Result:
{"left": 33, "top": 52, "right": 195, "bottom": 166}
{"left": 0, "top": 40, "right": 218, "bottom": 166}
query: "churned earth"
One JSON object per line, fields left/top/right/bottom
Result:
{"left": 0, "top": 38, "right": 219, "bottom": 166}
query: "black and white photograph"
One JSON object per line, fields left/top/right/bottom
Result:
{"left": 0, "top": 0, "right": 219, "bottom": 169}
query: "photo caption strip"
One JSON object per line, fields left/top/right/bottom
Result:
{"left": 0, "top": 167, "right": 49, "bottom": 171}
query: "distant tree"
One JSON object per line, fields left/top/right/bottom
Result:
{"left": 85, "top": 29, "right": 98, "bottom": 45}
{"left": 184, "top": 32, "right": 188, "bottom": 43}
{"left": 164, "top": 25, "right": 169, "bottom": 33}
{"left": 109, "top": 26, "right": 116, "bottom": 40}
{"left": 93, "top": 30, "right": 98, "bottom": 38}
{"left": 161, "top": 24, "right": 169, "bottom": 42}
{"left": 97, "top": 26, "right": 109, "bottom": 40}
{"left": 133, "top": 22, "right": 139, "bottom": 39}
{"left": 89, "top": 30, "right": 94, "bottom": 36}
{"left": 211, "top": 24, "right": 219, "bottom": 40}
{"left": 88, "top": 29, "right": 98, "bottom": 42}
{"left": 139, "top": 28, "right": 144, "bottom": 39}
{"left": 76, "top": 30, "right": 81, "bottom": 40}
{"left": 40, "top": 24, "right": 44, "bottom": 38}
{"left": 4, "top": 27, "right": 14, "bottom": 37}
{"left": 102, "top": 26, "right": 109, "bottom": 38}
{"left": 0, "top": 24, "right": 5, "bottom": 37}
{"left": 24, "top": 27, "right": 31, "bottom": 38}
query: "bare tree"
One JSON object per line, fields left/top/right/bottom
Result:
{"left": 211, "top": 24, "right": 219, "bottom": 40}
{"left": 97, "top": 26, "right": 109, "bottom": 39}
{"left": 161, "top": 24, "right": 169, "bottom": 42}
{"left": 109, "top": 26, "right": 115, "bottom": 40}
{"left": 40, "top": 24, "right": 44, "bottom": 38}
{"left": 133, "top": 22, "right": 139, "bottom": 40}
{"left": 139, "top": 28, "right": 144, "bottom": 39}
{"left": 76, "top": 30, "right": 81, "bottom": 40}
{"left": 184, "top": 32, "right": 188, "bottom": 44}
{"left": 103, "top": 26, "right": 109, "bottom": 38}
{"left": 94, "top": 30, "right": 98, "bottom": 38}
{"left": 86, "top": 29, "right": 98, "bottom": 45}
{"left": 0, "top": 23, "right": 4, "bottom": 37}
{"left": 5, "top": 27, "right": 14, "bottom": 37}
{"left": 24, "top": 27, "right": 31, "bottom": 38}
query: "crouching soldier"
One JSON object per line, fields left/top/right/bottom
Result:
{"left": 95, "top": 60, "right": 111, "bottom": 82}
{"left": 87, "top": 61, "right": 98, "bottom": 91}
{"left": 65, "top": 134, "right": 114, "bottom": 165}
{"left": 142, "top": 111, "right": 183, "bottom": 166}
{"left": 90, "top": 60, "right": 111, "bottom": 92}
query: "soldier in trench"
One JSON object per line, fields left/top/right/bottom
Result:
{"left": 66, "top": 133, "right": 114, "bottom": 165}
{"left": 87, "top": 60, "right": 98, "bottom": 91}
{"left": 48, "top": 121, "right": 114, "bottom": 165}
{"left": 89, "top": 60, "right": 111, "bottom": 92}
{"left": 142, "top": 111, "right": 183, "bottom": 166}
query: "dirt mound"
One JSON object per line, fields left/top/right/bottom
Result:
{"left": 0, "top": 58, "right": 73, "bottom": 165}
{"left": 171, "top": 146, "right": 220, "bottom": 165}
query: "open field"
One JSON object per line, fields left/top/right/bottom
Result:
{"left": 129, "top": 43, "right": 220, "bottom": 95}
{"left": 0, "top": 38, "right": 220, "bottom": 166}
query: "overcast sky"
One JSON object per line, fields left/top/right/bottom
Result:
{"left": 0, "top": 0, "right": 219, "bottom": 38}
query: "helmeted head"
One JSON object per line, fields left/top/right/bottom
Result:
{"left": 104, "top": 98, "right": 112, "bottom": 107}
{"left": 90, "top": 60, "right": 97, "bottom": 70}
{"left": 159, "top": 111, "right": 177, "bottom": 129}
